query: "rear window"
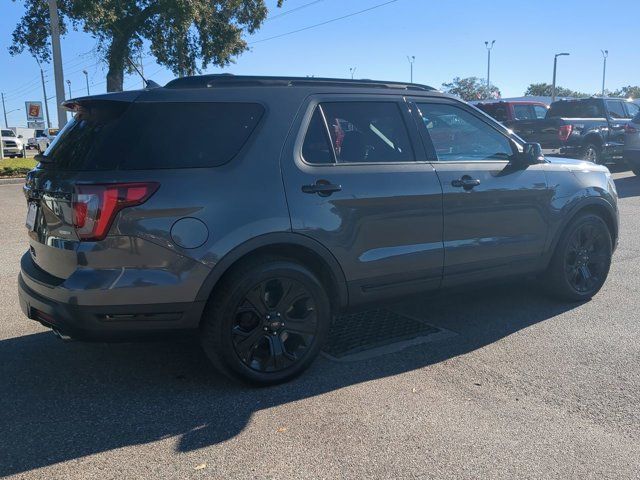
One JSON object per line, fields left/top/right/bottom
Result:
{"left": 45, "top": 101, "right": 264, "bottom": 170}
{"left": 476, "top": 103, "right": 508, "bottom": 123}
{"left": 547, "top": 100, "right": 604, "bottom": 118}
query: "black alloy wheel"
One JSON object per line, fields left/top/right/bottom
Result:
{"left": 545, "top": 213, "right": 612, "bottom": 301}
{"left": 232, "top": 277, "right": 319, "bottom": 373}
{"left": 200, "top": 257, "right": 331, "bottom": 385}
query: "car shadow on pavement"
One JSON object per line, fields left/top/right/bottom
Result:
{"left": 613, "top": 174, "right": 640, "bottom": 198}
{"left": 0, "top": 283, "right": 578, "bottom": 476}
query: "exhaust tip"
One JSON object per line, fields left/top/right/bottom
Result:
{"left": 52, "top": 329, "right": 73, "bottom": 342}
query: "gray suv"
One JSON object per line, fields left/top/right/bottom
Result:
{"left": 18, "top": 76, "right": 619, "bottom": 385}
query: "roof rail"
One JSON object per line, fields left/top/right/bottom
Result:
{"left": 165, "top": 74, "right": 436, "bottom": 92}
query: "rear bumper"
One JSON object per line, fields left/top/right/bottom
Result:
{"left": 18, "top": 252, "right": 206, "bottom": 340}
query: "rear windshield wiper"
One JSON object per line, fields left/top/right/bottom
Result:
{"left": 34, "top": 153, "right": 54, "bottom": 163}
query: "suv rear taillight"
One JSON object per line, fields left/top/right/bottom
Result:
{"left": 625, "top": 124, "right": 638, "bottom": 134}
{"left": 558, "top": 124, "right": 573, "bottom": 142}
{"left": 72, "top": 182, "right": 159, "bottom": 241}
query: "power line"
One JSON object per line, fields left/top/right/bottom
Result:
{"left": 250, "top": 0, "right": 400, "bottom": 45}
{"left": 266, "top": 0, "right": 325, "bottom": 21}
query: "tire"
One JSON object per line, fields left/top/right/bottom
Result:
{"left": 200, "top": 256, "right": 332, "bottom": 386}
{"left": 544, "top": 213, "right": 612, "bottom": 301}
{"left": 582, "top": 143, "right": 601, "bottom": 164}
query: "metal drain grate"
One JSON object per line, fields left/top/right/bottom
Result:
{"left": 322, "top": 309, "right": 440, "bottom": 359}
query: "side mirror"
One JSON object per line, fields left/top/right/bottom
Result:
{"left": 18, "top": 135, "right": 23, "bottom": 138}
{"left": 514, "top": 142, "right": 544, "bottom": 165}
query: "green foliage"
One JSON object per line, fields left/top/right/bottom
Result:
{"left": 611, "top": 86, "right": 640, "bottom": 100}
{"left": 524, "top": 83, "right": 590, "bottom": 98}
{"left": 0, "top": 157, "right": 37, "bottom": 177}
{"left": 441, "top": 77, "right": 501, "bottom": 101}
{"left": 10, "top": 0, "right": 284, "bottom": 92}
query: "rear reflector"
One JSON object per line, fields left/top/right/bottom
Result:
{"left": 72, "top": 182, "right": 159, "bottom": 241}
{"left": 625, "top": 124, "right": 638, "bottom": 134}
{"left": 558, "top": 124, "right": 573, "bottom": 142}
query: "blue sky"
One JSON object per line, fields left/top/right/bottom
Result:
{"left": 1, "top": 0, "right": 638, "bottom": 127}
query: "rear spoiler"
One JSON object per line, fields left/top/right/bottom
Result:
{"left": 62, "top": 88, "right": 151, "bottom": 111}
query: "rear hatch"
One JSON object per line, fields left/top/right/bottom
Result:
{"left": 24, "top": 93, "right": 143, "bottom": 279}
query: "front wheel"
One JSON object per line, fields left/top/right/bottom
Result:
{"left": 545, "top": 213, "right": 612, "bottom": 301}
{"left": 200, "top": 257, "right": 331, "bottom": 385}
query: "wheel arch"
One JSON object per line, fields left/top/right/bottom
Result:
{"left": 548, "top": 197, "right": 618, "bottom": 257}
{"left": 195, "top": 233, "right": 349, "bottom": 312}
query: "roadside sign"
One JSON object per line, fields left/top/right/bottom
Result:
{"left": 25, "top": 101, "right": 45, "bottom": 123}
{"left": 27, "top": 121, "right": 45, "bottom": 129}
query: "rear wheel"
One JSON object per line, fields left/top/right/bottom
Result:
{"left": 582, "top": 143, "right": 601, "bottom": 164}
{"left": 545, "top": 213, "right": 612, "bottom": 301}
{"left": 200, "top": 257, "right": 331, "bottom": 385}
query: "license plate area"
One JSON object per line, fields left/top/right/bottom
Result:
{"left": 25, "top": 202, "right": 39, "bottom": 231}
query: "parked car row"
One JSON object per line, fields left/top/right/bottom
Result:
{"left": 476, "top": 97, "right": 640, "bottom": 173}
{"left": 27, "top": 128, "right": 59, "bottom": 152}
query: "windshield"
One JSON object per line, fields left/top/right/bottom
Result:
{"left": 548, "top": 100, "right": 605, "bottom": 118}
{"left": 1, "top": 130, "right": 15, "bottom": 137}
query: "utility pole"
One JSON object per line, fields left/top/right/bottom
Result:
{"left": 484, "top": 40, "right": 495, "bottom": 90}
{"left": 83, "top": 70, "right": 90, "bottom": 95}
{"left": 349, "top": 67, "right": 357, "bottom": 80}
{"left": 47, "top": 0, "right": 67, "bottom": 129}
{"left": 1, "top": 93, "right": 8, "bottom": 128}
{"left": 601, "top": 50, "right": 608, "bottom": 97}
{"left": 38, "top": 63, "right": 51, "bottom": 128}
{"left": 407, "top": 56, "right": 415, "bottom": 83}
{"left": 552, "top": 52, "right": 570, "bottom": 103}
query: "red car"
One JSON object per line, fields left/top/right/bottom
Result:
{"left": 475, "top": 100, "right": 549, "bottom": 124}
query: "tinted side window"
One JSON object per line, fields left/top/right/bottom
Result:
{"left": 46, "top": 102, "right": 264, "bottom": 170}
{"left": 416, "top": 103, "right": 514, "bottom": 162}
{"left": 513, "top": 104, "right": 534, "bottom": 120}
{"left": 533, "top": 105, "right": 548, "bottom": 119}
{"left": 320, "top": 102, "right": 414, "bottom": 163}
{"left": 606, "top": 100, "right": 627, "bottom": 119}
{"left": 302, "top": 108, "right": 334, "bottom": 164}
{"left": 625, "top": 102, "right": 639, "bottom": 119}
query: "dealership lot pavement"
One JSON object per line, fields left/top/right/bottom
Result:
{"left": 1, "top": 172, "right": 639, "bottom": 479}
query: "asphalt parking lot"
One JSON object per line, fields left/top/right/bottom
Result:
{"left": 1, "top": 172, "right": 639, "bottom": 479}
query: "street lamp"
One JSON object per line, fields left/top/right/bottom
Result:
{"left": 407, "top": 56, "right": 415, "bottom": 83}
{"left": 484, "top": 40, "right": 495, "bottom": 90}
{"left": 82, "top": 70, "right": 90, "bottom": 95}
{"left": 552, "top": 52, "right": 570, "bottom": 103}
{"left": 66, "top": 79, "right": 72, "bottom": 99}
{"left": 349, "top": 67, "right": 357, "bottom": 80}
{"left": 601, "top": 50, "right": 608, "bottom": 97}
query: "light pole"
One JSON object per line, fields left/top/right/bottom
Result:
{"left": 349, "top": 67, "right": 357, "bottom": 80}
{"left": 407, "top": 56, "right": 415, "bottom": 83}
{"left": 1, "top": 93, "right": 8, "bottom": 128}
{"left": 47, "top": 0, "right": 67, "bottom": 129}
{"left": 484, "top": 40, "right": 495, "bottom": 90}
{"left": 601, "top": 50, "right": 608, "bottom": 97}
{"left": 66, "top": 79, "right": 72, "bottom": 99}
{"left": 552, "top": 52, "right": 570, "bottom": 103}
{"left": 83, "top": 70, "right": 90, "bottom": 95}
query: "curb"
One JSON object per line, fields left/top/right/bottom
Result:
{"left": 0, "top": 177, "right": 25, "bottom": 186}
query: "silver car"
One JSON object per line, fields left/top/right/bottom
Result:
{"left": 624, "top": 112, "right": 640, "bottom": 175}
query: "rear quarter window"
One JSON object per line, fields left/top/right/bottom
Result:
{"left": 46, "top": 101, "right": 264, "bottom": 170}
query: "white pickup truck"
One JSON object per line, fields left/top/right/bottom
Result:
{"left": 28, "top": 128, "right": 59, "bottom": 152}
{"left": 1, "top": 129, "right": 25, "bottom": 158}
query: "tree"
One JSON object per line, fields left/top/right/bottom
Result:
{"left": 441, "top": 77, "right": 501, "bottom": 101}
{"left": 524, "top": 83, "right": 590, "bottom": 98}
{"left": 10, "top": 0, "right": 284, "bottom": 92}
{"left": 611, "top": 86, "right": 640, "bottom": 99}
